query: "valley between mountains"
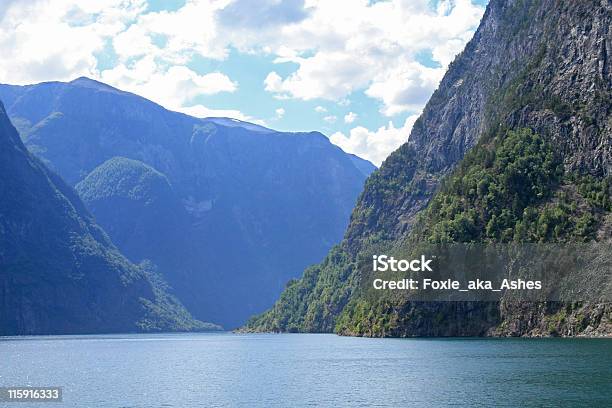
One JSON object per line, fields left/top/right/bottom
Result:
{"left": 0, "top": 79, "right": 374, "bottom": 332}
{"left": 0, "top": 0, "right": 609, "bottom": 337}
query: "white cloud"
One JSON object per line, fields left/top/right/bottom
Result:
{"left": 132, "top": 0, "right": 229, "bottom": 62}
{"left": 314, "top": 105, "right": 327, "bottom": 113}
{"left": 323, "top": 115, "right": 337, "bottom": 124}
{"left": 330, "top": 114, "right": 419, "bottom": 166}
{"left": 264, "top": 71, "right": 283, "bottom": 93}
{"left": 112, "top": 23, "right": 156, "bottom": 61}
{"left": 275, "top": 107, "right": 285, "bottom": 118}
{"left": 253, "top": 0, "right": 484, "bottom": 115}
{"left": 195, "top": 71, "right": 238, "bottom": 94}
{"left": 100, "top": 57, "right": 237, "bottom": 109}
{"left": 0, "top": 0, "right": 146, "bottom": 84}
{"left": 264, "top": 51, "right": 373, "bottom": 101}
{"left": 365, "top": 62, "right": 444, "bottom": 116}
{"left": 0, "top": 0, "right": 240, "bottom": 108}
{"left": 344, "top": 112, "right": 357, "bottom": 124}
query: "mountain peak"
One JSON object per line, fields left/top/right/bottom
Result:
{"left": 69, "top": 76, "right": 122, "bottom": 93}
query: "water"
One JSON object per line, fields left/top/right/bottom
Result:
{"left": 1, "top": 333, "right": 611, "bottom": 407}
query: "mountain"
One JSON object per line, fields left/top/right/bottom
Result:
{"left": 0, "top": 101, "right": 218, "bottom": 335}
{"left": 0, "top": 79, "right": 375, "bottom": 328}
{"left": 75, "top": 157, "right": 191, "bottom": 266}
{"left": 245, "top": 0, "right": 611, "bottom": 336}
{"left": 348, "top": 154, "right": 377, "bottom": 177}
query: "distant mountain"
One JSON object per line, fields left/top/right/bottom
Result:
{"left": 245, "top": 0, "right": 611, "bottom": 336}
{"left": 348, "top": 154, "right": 377, "bottom": 177}
{"left": 0, "top": 102, "right": 218, "bottom": 335}
{"left": 0, "top": 79, "right": 375, "bottom": 328}
{"left": 75, "top": 157, "right": 191, "bottom": 266}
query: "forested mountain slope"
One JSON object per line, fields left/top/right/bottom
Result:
{"left": 245, "top": 0, "right": 611, "bottom": 336}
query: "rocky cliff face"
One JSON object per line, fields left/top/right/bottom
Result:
{"left": 245, "top": 0, "right": 611, "bottom": 336}
{"left": 346, "top": 0, "right": 610, "bottom": 254}
{"left": 0, "top": 79, "right": 375, "bottom": 328}
{"left": 0, "top": 102, "right": 216, "bottom": 335}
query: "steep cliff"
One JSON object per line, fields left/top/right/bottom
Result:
{"left": 245, "top": 0, "right": 611, "bottom": 336}
{"left": 0, "top": 102, "right": 217, "bottom": 335}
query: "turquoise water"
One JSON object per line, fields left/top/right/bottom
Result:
{"left": 1, "top": 333, "right": 611, "bottom": 407}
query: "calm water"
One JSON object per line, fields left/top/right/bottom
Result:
{"left": 1, "top": 333, "right": 611, "bottom": 407}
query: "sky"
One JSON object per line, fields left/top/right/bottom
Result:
{"left": 0, "top": 0, "right": 488, "bottom": 165}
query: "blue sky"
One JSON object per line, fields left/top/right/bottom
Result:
{"left": 0, "top": 0, "right": 488, "bottom": 165}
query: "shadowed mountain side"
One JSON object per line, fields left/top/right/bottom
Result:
{"left": 0, "top": 78, "right": 376, "bottom": 327}
{"left": 0, "top": 101, "right": 219, "bottom": 335}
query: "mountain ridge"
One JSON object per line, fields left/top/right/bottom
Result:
{"left": 0, "top": 75, "right": 377, "bottom": 162}
{"left": 0, "top": 78, "right": 375, "bottom": 328}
